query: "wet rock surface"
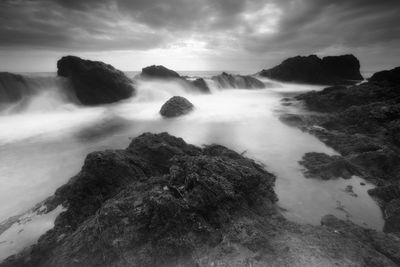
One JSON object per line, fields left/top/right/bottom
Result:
{"left": 160, "top": 96, "right": 194, "bottom": 117}
{"left": 212, "top": 72, "right": 265, "bottom": 89}
{"left": 3, "top": 133, "right": 400, "bottom": 266}
{"left": 259, "top": 54, "right": 363, "bottom": 85}
{"left": 190, "top": 78, "right": 210, "bottom": 93}
{"left": 284, "top": 66, "right": 400, "bottom": 234}
{"left": 57, "top": 56, "right": 134, "bottom": 105}
{"left": 299, "top": 152, "right": 360, "bottom": 180}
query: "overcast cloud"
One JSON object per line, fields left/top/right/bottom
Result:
{"left": 0, "top": 0, "right": 399, "bottom": 72}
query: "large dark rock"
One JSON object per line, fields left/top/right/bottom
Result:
{"left": 212, "top": 72, "right": 265, "bottom": 89}
{"left": 141, "top": 65, "right": 181, "bottom": 79}
{"left": 160, "top": 96, "right": 194, "bottom": 117}
{"left": 57, "top": 56, "right": 134, "bottom": 105}
{"left": 0, "top": 72, "right": 31, "bottom": 104}
{"left": 370, "top": 66, "right": 400, "bottom": 85}
{"left": 259, "top": 54, "right": 363, "bottom": 85}
{"left": 1, "top": 132, "right": 277, "bottom": 267}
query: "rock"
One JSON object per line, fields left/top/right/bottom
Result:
{"left": 57, "top": 56, "right": 134, "bottom": 105}
{"left": 190, "top": 78, "right": 210, "bottom": 93}
{"left": 344, "top": 185, "right": 358, "bottom": 197}
{"left": 369, "top": 66, "right": 400, "bottom": 85}
{"left": 299, "top": 152, "right": 360, "bottom": 180}
{"left": 159, "top": 96, "right": 194, "bottom": 117}
{"left": 211, "top": 72, "right": 265, "bottom": 89}
{"left": 259, "top": 54, "right": 363, "bottom": 85}
{"left": 141, "top": 65, "right": 181, "bottom": 79}
{"left": 0, "top": 72, "right": 31, "bottom": 104}
{"left": 0, "top": 132, "right": 277, "bottom": 267}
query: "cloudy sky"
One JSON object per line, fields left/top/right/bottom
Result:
{"left": 0, "top": 0, "right": 399, "bottom": 72}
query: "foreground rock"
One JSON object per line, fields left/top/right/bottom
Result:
{"left": 57, "top": 56, "right": 134, "bottom": 105}
{"left": 259, "top": 54, "right": 363, "bottom": 85}
{"left": 284, "top": 66, "right": 400, "bottom": 233}
{"left": 212, "top": 72, "right": 265, "bottom": 89}
{"left": 160, "top": 96, "right": 194, "bottom": 117}
{"left": 2, "top": 133, "right": 400, "bottom": 266}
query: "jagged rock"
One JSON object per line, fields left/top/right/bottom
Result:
{"left": 259, "top": 54, "right": 363, "bottom": 85}
{"left": 190, "top": 78, "right": 210, "bottom": 93}
{"left": 0, "top": 132, "right": 277, "bottom": 267}
{"left": 57, "top": 56, "right": 134, "bottom": 105}
{"left": 160, "top": 96, "right": 194, "bottom": 117}
{"left": 370, "top": 66, "right": 400, "bottom": 85}
{"left": 211, "top": 72, "right": 265, "bottom": 89}
{"left": 141, "top": 65, "right": 181, "bottom": 79}
{"left": 299, "top": 152, "right": 360, "bottom": 180}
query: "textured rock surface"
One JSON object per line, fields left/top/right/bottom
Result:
{"left": 285, "top": 66, "right": 400, "bottom": 234}
{"left": 159, "top": 96, "right": 194, "bottom": 117}
{"left": 259, "top": 54, "right": 363, "bottom": 85}
{"left": 57, "top": 56, "right": 134, "bottom": 105}
{"left": 212, "top": 72, "right": 265, "bottom": 89}
{"left": 299, "top": 152, "right": 360, "bottom": 180}
{"left": 2, "top": 133, "right": 400, "bottom": 267}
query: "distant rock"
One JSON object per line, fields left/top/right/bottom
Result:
{"left": 259, "top": 54, "right": 363, "bottom": 85}
{"left": 141, "top": 65, "right": 181, "bottom": 79}
{"left": 212, "top": 72, "right": 265, "bottom": 89}
{"left": 369, "top": 66, "right": 400, "bottom": 85}
{"left": 0, "top": 72, "right": 31, "bottom": 104}
{"left": 190, "top": 78, "right": 210, "bottom": 93}
{"left": 160, "top": 96, "right": 194, "bottom": 117}
{"left": 57, "top": 56, "right": 134, "bottom": 105}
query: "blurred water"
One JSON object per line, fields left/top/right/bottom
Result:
{"left": 0, "top": 72, "right": 384, "bottom": 260}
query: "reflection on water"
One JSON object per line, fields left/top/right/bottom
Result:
{"left": 0, "top": 76, "right": 384, "bottom": 260}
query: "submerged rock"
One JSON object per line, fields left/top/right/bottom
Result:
{"left": 57, "top": 56, "right": 134, "bottom": 105}
{"left": 160, "top": 96, "right": 194, "bottom": 117}
{"left": 141, "top": 65, "right": 181, "bottom": 79}
{"left": 259, "top": 54, "right": 363, "bottom": 85}
{"left": 211, "top": 72, "right": 265, "bottom": 89}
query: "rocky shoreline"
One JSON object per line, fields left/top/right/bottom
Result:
{"left": 280, "top": 66, "right": 400, "bottom": 234}
{"left": 1, "top": 133, "right": 400, "bottom": 266}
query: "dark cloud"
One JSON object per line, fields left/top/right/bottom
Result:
{"left": 0, "top": 0, "right": 399, "bottom": 70}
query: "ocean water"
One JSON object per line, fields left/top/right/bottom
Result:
{"left": 0, "top": 71, "right": 383, "bottom": 261}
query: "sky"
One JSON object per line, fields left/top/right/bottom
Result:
{"left": 0, "top": 0, "right": 399, "bottom": 72}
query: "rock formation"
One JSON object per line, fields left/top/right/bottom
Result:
{"left": 141, "top": 65, "right": 181, "bottom": 79}
{"left": 160, "top": 96, "right": 194, "bottom": 117}
{"left": 2, "top": 133, "right": 400, "bottom": 266}
{"left": 283, "top": 66, "right": 400, "bottom": 233}
{"left": 259, "top": 54, "right": 363, "bottom": 85}
{"left": 57, "top": 56, "right": 134, "bottom": 105}
{"left": 212, "top": 72, "right": 265, "bottom": 89}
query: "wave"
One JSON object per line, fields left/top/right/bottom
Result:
{"left": 0, "top": 73, "right": 78, "bottom": 114}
